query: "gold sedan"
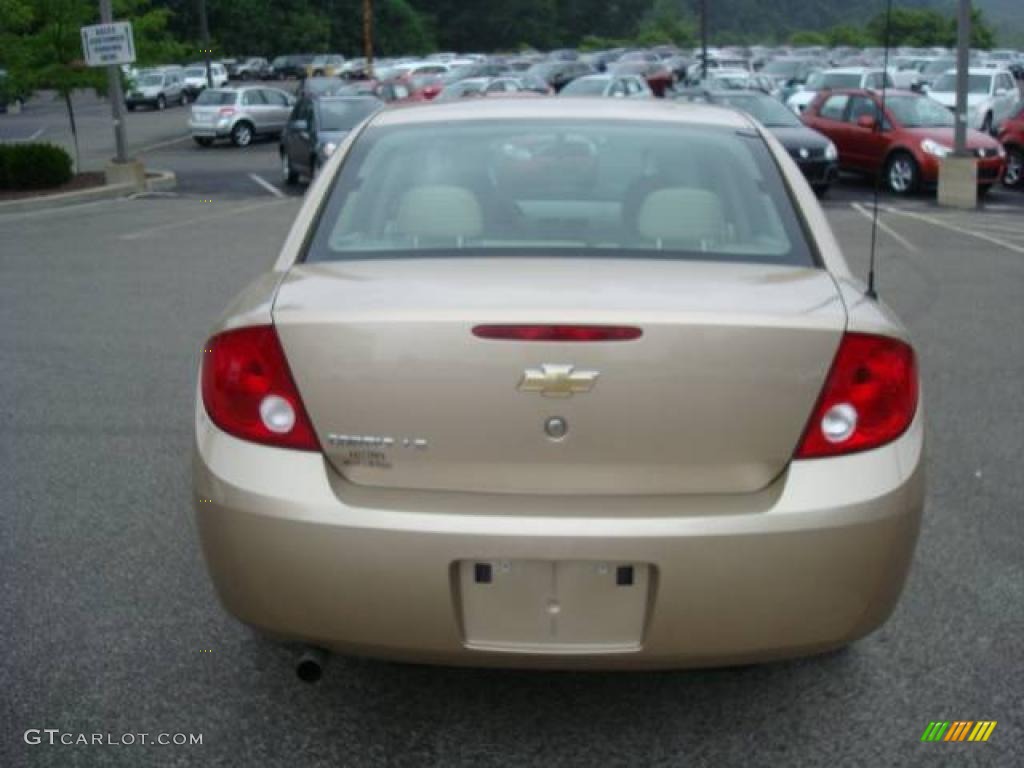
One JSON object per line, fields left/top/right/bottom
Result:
{"left": 193, "top": 98, "right": 923, "bottom": 672}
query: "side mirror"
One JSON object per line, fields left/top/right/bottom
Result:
{"left": 856, "top": 114, "right": 877, "bottom": 130}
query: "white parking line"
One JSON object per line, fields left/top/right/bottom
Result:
{"left": 884, "top": 206, "right": 1024, "bottom": 255}
{"left": 135, "top": 135, "right": 192, "bottom": 154}
{"left": 1, "top": 126, "right": 46, "bottom": 143}
{"left": 119, "top": 198, "right": 291, "bottom": 240}
{"left": 249, "top": 173, "right": 284, "bottom": 198}
{"left": 850, "top": 203, "right": 919, "bottom": 253}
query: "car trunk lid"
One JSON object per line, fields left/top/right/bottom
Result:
{"left": 273, "top": 259, "right": 846, "bottom": 495}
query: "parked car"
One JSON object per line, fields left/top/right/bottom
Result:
{"left": 126, "top": 69, "right": 188, "bottom": 110}
{"left": 279, "top": 96, "right": 382, "bottom": 184}
{"left": 183, "top": 63, "right": 229, "bottom": 97}
{"left": 234, "top": 57, "right": 270, "bottom": 80}
{"left": 195, "top": 98, "right": 924, "bottom": 672}
{"left": 803, "top": 89, "right": 1005, "bottom": 194}
{"left": 513, "top": 73, "right": 555, "bottom": 95}
{"left": 916, "top": 57, "right": 956, "bottom": 89}
{"left": 926, "top": 68, "right": 1018, "bottom": 133}
{"left": 682, "top": 89, "right": 838, "bottom": 195}
{"left": 437, "top": 77, "right": 525, "bottom": 100}
{"left": 270, "top": 54, "right": 315, "bottom": 79}
{"left": 787, "top": 68, "right": 893, "bottom": 113}
{"left": 298, "top": 77, "right": 350, "bottom": 98}
{"left": 307, "top": 54, "right": 346, "bottom": 77}
{"left": 608, "top": 60, "right": 674, "bottom": 97}
{"left": 526, "top": 60, "right": 594, "bottom": 92}
{"left": 560, "top": 74, "right": 653, "bottom": 98}
{"left": 997, "top": 101, "right": 1024, "bottom": 188}
{"left": 189, "top": 86, "right": 295, "bottom": 147}
{"left": 760, "top": 57, "right": 821, "bottom": 101}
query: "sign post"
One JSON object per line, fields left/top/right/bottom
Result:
{"left": 81, "top": 11, "right": 134, "bottom": 165}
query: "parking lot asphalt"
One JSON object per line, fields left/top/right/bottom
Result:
{"left": 2, "top": 132, "right": 1023, "bottom": 767}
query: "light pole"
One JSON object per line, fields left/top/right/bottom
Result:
{"left": 700, "top": 0, "right": 708, "bottom": 81}
{"left": 937, "top": 0, "right": 977, "bottom": 208}
{"left": 198, "top": 0, "right": 213, "bottom": 88}
{"left": 99, "top": 0, "right": 127, "bottom": 163}
{"left": 363, "top": 0, "right": 374, "bottom": 79}
{"left": 953, "top": 0, "right": 971, "bottom": 156}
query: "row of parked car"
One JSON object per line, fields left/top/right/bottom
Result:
{"left": 179, "top": 44, "right": 1024, "bottom": 197}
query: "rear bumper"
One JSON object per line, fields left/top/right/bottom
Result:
{"left": 193, "top": 405, "right": 925, "bottom": 669}
{"left": 188, "top": 120, "right": 231, "bottom": 139}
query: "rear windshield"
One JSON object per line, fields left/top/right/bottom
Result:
{"left": 195, "top": 90, "right": 236, "bottom": 105}
{"left": 305, "top": 120, "right": 814, "bottom": 267}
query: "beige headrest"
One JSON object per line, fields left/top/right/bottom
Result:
{"left": 395, "top": 185, "right": 483, "bottom": 241}
{"left": 635, "top": 188, "right": 725, "bottom": 247}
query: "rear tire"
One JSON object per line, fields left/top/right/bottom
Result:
{"left": 1003, "top": 146, "right": 1023, "bottom": 188}
{"left": 230, "top": 121, "right": 254, "bottom": 148}
{"left": 884, "top": 151, "right": 919, "bottom": 195}
{"left": 156, "top": 95, "right": 166, "bottom": 111}
{"left": 281, "top": 152, "right": 299, "bottom": 185}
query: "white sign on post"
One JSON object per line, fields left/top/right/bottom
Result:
{"left": 80, "top": 22, "right": 136, "bottom": 67}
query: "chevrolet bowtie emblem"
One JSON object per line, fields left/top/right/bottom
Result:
{"left": 518, "top": 364, "right": 599, "bottom": 398}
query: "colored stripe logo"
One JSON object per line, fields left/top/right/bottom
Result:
{"left": 921, "top": 721, "right": 997, "bottom": 742}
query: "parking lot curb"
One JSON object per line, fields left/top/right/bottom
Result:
{"left": 0, "top": 169, "right": 177, "bottom": 214}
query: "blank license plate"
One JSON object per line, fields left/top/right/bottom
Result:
{"left": 458, "top": 559, "right": 650, "bottom": 653}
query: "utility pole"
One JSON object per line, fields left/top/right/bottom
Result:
{"left": 198, "top": 0, "right": 213, "bottom": 88}
{"left": 363, "top": 0, "right": 374, "bottom": 79}
{"left": 937, "top": 0, "right": 977, "bottom": 208}
{"left": 700, "top": 0, "right": 708, "bottom": 81}
{"left": 99, "top": 0, "right": 127, "bottom": 163}
{"left": 953, "top": 0, "right": 971, "bottom": 155}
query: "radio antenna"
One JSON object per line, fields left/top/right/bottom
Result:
{"left": 866, "top": 0, "right": 894, "bottom": 301}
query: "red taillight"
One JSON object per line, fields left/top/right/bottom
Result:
{"left": 201, "top": 326, "right": 320, "bottom": 451}
{"left": 472, "top": 325, "right": 642, "bottom": 342}
{"left": 218, "top": 107, "right": 235, "bottom": 116}
{"left": 795, "top": 333, "right": 918, "bottom": 459}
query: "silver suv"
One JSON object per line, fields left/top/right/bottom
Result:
{"left": 189, "top": 86, "right": 295, "bottom": 147}
{"left": 126, "top": 69, "right": 187, "bottom": 110}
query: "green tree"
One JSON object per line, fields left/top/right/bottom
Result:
{"left": 636, "top": 0, "right": 696, "bottom": 47}
{"left": 825, "top": 24, "right": 871, "bottom": 48}
{"left": 788, "top": 30, "right": 827, "bottom": 47}
{"left": 114, "top": 0, "right": 191, "bottom": 64}
{"left": 5, "top": 0, "right": 105, "bottom": 170}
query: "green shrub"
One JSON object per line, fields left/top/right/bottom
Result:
{"left": 0, "top": 143, "right": 74, "bottom": 190}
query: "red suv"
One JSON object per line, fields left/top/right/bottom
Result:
{"left": 803, "top": 89, "right": 1006, "bottom": 195}
{"left": 998, "top": 102, "right": 1023, "bottom": 188}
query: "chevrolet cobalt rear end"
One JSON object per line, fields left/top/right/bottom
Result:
{"left": 193, "top": 99, "right": 924, "bottom": 669}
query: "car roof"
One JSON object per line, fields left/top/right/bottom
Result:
{"left": 823, "top": 67, "right": 877, "bottom": 74}
{"left": 368, "top": 97, "right": 753, "bottom": 129}
{"left": 811, "top": 87, "right": 917, "bottom": 99}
